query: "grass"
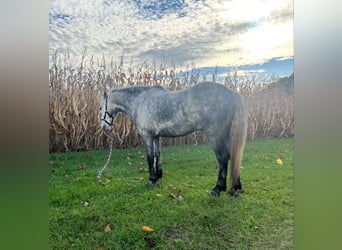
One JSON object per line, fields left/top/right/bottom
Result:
{"left": 49, "top": 138, "right": 293, "bottom": 249}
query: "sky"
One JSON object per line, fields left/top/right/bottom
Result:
{"left": 49, "top": 0, "right": 293, "bottom": 77}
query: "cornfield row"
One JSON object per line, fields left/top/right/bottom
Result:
{"left": 49, "top": 52, "right": 293, "bottom": 152}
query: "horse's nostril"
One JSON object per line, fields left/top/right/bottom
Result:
{"left": 102, "top": 125, "right": 110, "bottom": 131}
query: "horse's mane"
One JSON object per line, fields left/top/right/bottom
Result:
{"left": 111, "top": 85, "right": 166, "bottom": 96}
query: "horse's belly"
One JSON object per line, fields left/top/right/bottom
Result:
{"left": 157, "top": 121, "right": 200, "bottom": 137}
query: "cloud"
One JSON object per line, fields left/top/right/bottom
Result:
{"left": 49, "top": 0, "right": 293, "bottom": 68}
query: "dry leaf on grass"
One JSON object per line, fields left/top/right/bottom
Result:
{"left": 77, "top": 164, "right": 86, "bottom": 170}
{"left": 177, "top": 195, "right": 184, "bottom": 202}
{"left": 128, "top": 177, "right": 144, "bottom": 182}
{"left": 104, "top": 178, "right": 111, "bottom": 184}
{"left": 144, "top": 236, "right": 156, "bottom": 247}
{"left": 169, "top": 193, "right": 184, "bottom": 202}
{"left": 276, "top": 158, "right": 283, "bottom": 165}
{"left": 104, "top": 224, "right": 111, "bottom": 233}
{"left": 134, "top": 167, "right": 146, "bottom": 172}
{"left": 169, "top": 193, "right": 177, "bottom": 199}
{"left": 218, "top": 223, "right": 228, "bottom": 230}
{"left": 183, "top": 183, "right": 196, "bottom": 188}
{"left": 142, "top": 226, "right": 154, "bottom": 232}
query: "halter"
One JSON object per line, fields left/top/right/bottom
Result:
{"left": 101, "top": 94, "right": 115, "bottom": 126}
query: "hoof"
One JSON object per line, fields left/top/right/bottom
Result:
{"left": 229, "top": 187, "right": 243, "bottom": 197}
{"left": 211, "top": 185, "right": 226, "bottom": 197}
{"left": 146, "top": 180, "right": 155, "bottom": 186}
{"left": 210, "top": 189, "right": 220, "bottom": 197}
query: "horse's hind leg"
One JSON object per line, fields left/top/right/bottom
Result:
{"left": 209, "top": 138, "right": 229, "bottom": 197}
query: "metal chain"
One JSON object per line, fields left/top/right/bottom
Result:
{"left": 97, "top": 135, "right": 114, "bottom": 185}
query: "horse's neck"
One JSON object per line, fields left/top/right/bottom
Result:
{"left": 112, "top": 86, "right": 164, "bottom": 119}
{"left": 110, "top": 89, "right": 138, "bottom": 117}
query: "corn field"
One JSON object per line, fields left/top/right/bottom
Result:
{"left": 49, "top": 52, "right": 293, "bottom": 153}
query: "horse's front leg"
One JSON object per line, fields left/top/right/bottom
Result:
{"left": 144, "top": 136, "right": 158, "bottom": 185}
{"left": 154, "top": 137, "right": 162, "bottom": 180}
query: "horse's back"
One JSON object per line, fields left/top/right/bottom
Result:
{"left": 188, "top": 82, "right": 238, "bottom": 98}
{"left": 186, "top": 82, "right": 240, "bottom": 112}
{"left": 184, "top": 82, "right": 242, "bottom": 131}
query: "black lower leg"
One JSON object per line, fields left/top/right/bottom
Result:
{"left": 210, "top": 145, "right": 229, "bottom": 197}
{"left": 154, "top": 138, "right": 162, "bottom": 180}
{"left": 147, "top": 151, "right": 157, "bottom": 184}
{"left": 211, "top": 165, "right": 227, "bottom": 197}
{"left": 229, "top": 176, "right": 243, "bottom": 196}
{"left": 156, "top": 156, "right": 163, "bottom": 179}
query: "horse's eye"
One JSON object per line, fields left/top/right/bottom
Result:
{"left": 99, "top": 107, "right": 102, "bottom": 110}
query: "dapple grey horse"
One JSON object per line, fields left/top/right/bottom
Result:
{"left": 100, "top": 82, "right": 247, "bottom": 196}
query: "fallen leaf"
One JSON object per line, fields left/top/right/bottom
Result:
{"left": 143, "top": 225, "right": 154, "bottom": 232}
{"left": 183, "top": 183, "right": 196, "bottom": 188}
{"left": 144, "top": 236, "right": 156, "bottom": 247}
{"left": 276, "top": 158, "right": 283, "bottom": 165}
{"left": 169, "top": 193, "right": 184, "bottom": 202}
{"left": 177, "top": 195, "right": 184, "bottom": 202}
{"left": 129, "top": 177, "right": 144, "bottom": 182}
{"left": 218, "top": 223, "right": 228, "bottom": 230}
{"left": 104, "top": 224, "right": 111, "bottom": 233}
{"left": 169, "top": 193, "right": 177, "bottom": 199}
{"left": 77, "top": 164, "right": 86, "bottom": 170}
{"left": 156, "top": 194, "right": 162, "bottom": 197}
{"left": 168, "top": 184, "right": 177, "bottom": 190}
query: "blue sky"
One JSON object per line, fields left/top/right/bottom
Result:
{"left": 49, "top": 0, "right": 293, "bottom": 77}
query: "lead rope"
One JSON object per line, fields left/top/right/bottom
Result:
{"left": 97, "top": 135, "right": 114, "bottom": 185}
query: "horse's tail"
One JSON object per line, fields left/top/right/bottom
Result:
{"left": 229, "top": 94, "right": 248, "bottom": 193}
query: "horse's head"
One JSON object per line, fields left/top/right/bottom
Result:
{"left": 99, "top": 92, "right": 115, "bottom": 131}
{"left": 99, "top": 91, "right": 125, "bottom": 131}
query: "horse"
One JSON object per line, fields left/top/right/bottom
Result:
{"left": 99, "top": 82, "right": 247, "bottom": 196}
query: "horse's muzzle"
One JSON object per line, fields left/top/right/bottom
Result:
{"left": 102, "top": 125, "right": 111, "bottom": 131}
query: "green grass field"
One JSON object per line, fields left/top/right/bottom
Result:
{"left": 49, "top": 138, "right": 293, "bottom": 249}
